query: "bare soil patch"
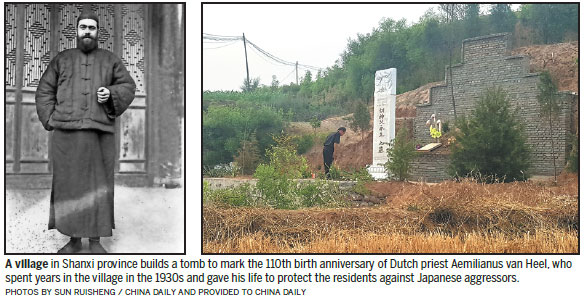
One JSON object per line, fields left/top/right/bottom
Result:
{"left": 512, "top": 42, "right": 578, "bottom": 93}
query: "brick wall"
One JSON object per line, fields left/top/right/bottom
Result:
{"left": 410, "top": 150, "right": 450, "bottom": 183}
{"left": 413, "top": 33, "right": 574, "bottom": 181}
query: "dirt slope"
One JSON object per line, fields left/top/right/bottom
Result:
{"left": 512, "top": 41, "right": 578, "bottom": 93}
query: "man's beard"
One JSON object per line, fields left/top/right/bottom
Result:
{"left": 77, "top": 35, "right": 98, "bottom": 53}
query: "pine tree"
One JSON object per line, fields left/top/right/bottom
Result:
{"left": 449, "top": 87, "right": 530, "bottom": 183}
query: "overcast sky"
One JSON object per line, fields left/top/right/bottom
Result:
{"left": 202, "top": 3, "right": 440, "bottom": 91}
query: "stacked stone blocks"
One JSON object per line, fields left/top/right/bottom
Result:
{"left": 412, "top": 33, "right": 574, "bottom": 181}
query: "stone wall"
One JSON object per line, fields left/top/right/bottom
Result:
{"left": 414, "top": 33, "right": 574, "bottom": 180}
{"left": 203, "top": 178, "right": 356, "bottom": 191}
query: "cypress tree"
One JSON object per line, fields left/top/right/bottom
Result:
{"left": 449, "top": 87, "right": 531, "bottom": 182}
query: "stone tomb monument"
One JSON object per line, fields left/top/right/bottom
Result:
{"left": 367, "top": 68, "right": 396, "bottom": 179}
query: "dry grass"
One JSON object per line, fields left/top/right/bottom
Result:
{"left": 203, "top": 173, "right": 579, "bottom": 253}
{"left": 204, "top": 229, "right": 578, "bottom": 254}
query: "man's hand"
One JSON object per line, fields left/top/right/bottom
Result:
{"left": 97, "top": 87, "right": 110, "bottom": 103}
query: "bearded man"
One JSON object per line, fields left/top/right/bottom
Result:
{"left": 35, "top": 12, "right": 136, "bottom": 253}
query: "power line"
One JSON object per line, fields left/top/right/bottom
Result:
{"left": 203, "top": 33, "right": 241, "bottom": 41}
{"left": 245, "top": 39, "right": 296, "bottom": 67}
{"left": 281, "top": 66, "right": 297, "bottom": 84}
{"left": 203, "top": 40, "right": 236, "bottom": 44}
{"left": 246, "top": 40, "right": 287, "bottom": 67}
{"left": 245, "top": 38, "right": 322, "bottom": 72}
{"left": 203, "top": 40, "right": 240, "bottom": 50}
{"left": 298, "top": 62, "right": 322, "bottom": 71}
{"left": 204, "top": 32, "right": 324, "bottom": 87}
{"left": 204, "top": 32, "right": 323, "bottom": 71}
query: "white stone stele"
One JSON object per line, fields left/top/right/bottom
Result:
{"left": 367, "top": 68, "right": 396, "bottom": 180}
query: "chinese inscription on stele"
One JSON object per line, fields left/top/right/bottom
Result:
{"left": 368, "top": 68, "right": 396, "bottom": 179}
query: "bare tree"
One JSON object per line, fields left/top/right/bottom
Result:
{"left": 537, "top": 71, "right": 560, "bottom": 183}
{"left": 439, "top": 4, "right": 465, "bottom": 121}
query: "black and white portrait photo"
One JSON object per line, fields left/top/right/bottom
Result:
{"left": 4, "top": 3, "right": 185, "bottom": 254}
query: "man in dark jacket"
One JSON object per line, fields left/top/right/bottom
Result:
{"left": 323, "top": 127, "right": 346, "bottom": 179}
{"left": 35, "top": 12, "right": 136, "bottom": 253}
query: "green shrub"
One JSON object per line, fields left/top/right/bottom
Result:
{"left": 202, "top": 164, "right": 354, "bottom": 209}
{"left": 449, "top": 87, "right": 530, "bottom": 183}
{"left": 267, "top": 134, "right": 310, "bottom": 179}
{"left": 253, "top": 135, "right": 315, "bottom": 208}
{"left": 385, "top": 126, "right": 418, "bottom": 181}
{"left": 293, "top": 134, "right": 315, "bottom": 155}
{"left": 300, "top": 166, "right": 312, "bottom": 179}
{"left": 203, "top": 180, "right": 211, "bottom": 202}
{"left": 298, "top": 182, "right": 323, "bottom": 207}
{"left": 351, "top": 167, "right": 374, "bottom": 182}
{"left": 219, "top": 185, "right": 252, "bottom": 207}
{"left": 323, "top": 167, "right": 374, "bottom": 181}
{"left": 207, "top": 133, "right": 352, "bottom": 209}
{"left": 253, "top": 164, "right": 349, "bottom": 209}
{"left": 254, "top": 164, "right": 291, "bottom": 202}
{"left": 352, "top": 179, "right": 372, "bottom": 196}
{"left": 203, "top": 183, "right": 254, "bottom": 207}
{"left": 297, "top": 180, "right": 348, "bottom": 208}
{"left": 327, "top": 165, "right": 342, "bottom": 180}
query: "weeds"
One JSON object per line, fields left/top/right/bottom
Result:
{"left": 203, "top": 175, "right": 349, "bottom": 210}
{"left": 203, "top": 182, "right": 255, "bottom": 207}
{"left": 327, "top": 166, "right": 374, "bottom": 181}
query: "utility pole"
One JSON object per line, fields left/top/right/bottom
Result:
{"left": 295, "top": 61, "right": 298, "bottom": 85}
{"left": 243, "top": 33, "right": 250, "bottom": 90}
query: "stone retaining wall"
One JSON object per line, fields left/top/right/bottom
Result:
{"left": 203, "top": 178, "right": 356, "bottom": 190}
